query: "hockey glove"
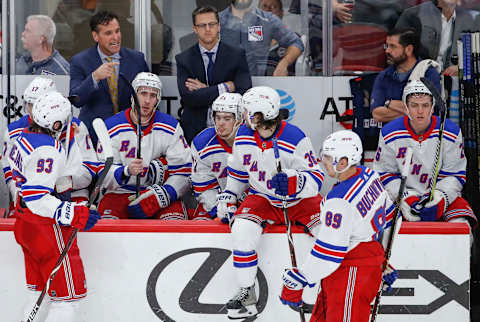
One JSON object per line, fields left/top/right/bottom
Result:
{"left": 400, "top": 190, "right": 421, "bottom": 222}
{"left": 54, "top": 202, "right": 100, "bottom": 231}
{"left": 382, "top": 264, "right": 398, "bottom": 292}
{"left": 280, "top": 268, "right": 313, "bottom": 307}
{"left": 146, "top": 158, "right": 167, "bottom": 186}
{"left": 217, "top": 191, "right": 237, "bottom": 224}
{"left": 54, "top": 176, "right": 73, "bottom": 202}
{"left": 127, "top": 184, "right": 171, "bottom": 219}
{"left": 413, "top": 190, "right": 447, "bottom": 222}
{"left": 207, "top": 205, "right": 218, "bottom": 218}
{"left": 271, "top": 169, "right": 306, "bottom": 197}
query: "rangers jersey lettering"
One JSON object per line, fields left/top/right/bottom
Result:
{"left": 301, "top": 166, "right": 395, "bottom": 283}
{"left": 191, "top": 127, "right": 231, "bottom": 212}
{"left": 374, "top": 116, "right": 465, "bottom": 204}
{"left": 2, "top": 116, "right": 97, "bottom": 202}
{"left": 225, "top": 121, "right": 324, "bottom": 207}
{"left": 101, "top": 108, "right": 192, "bottom": 200}
{"left": 6, "top": 130, "right": 67, "bottom": 218}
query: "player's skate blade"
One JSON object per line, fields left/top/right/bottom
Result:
{"left": 226, "top": 285, "right": 258, "bottom": 319}
{"left": 227, "top": 304, "right": 258, "bottom": 319}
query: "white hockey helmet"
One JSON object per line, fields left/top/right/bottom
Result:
{"left": 32, "top": 91, "right": 71, "bottom": 134}
{"left": 212, "top": 92, "right": 243, "bottom": 120}
{"left": 23, "top": 77, "right": 56, "bottom": 106}
{"left": 132, "top": 72, "right": 162, "bottom": 107}
{"left": 241, "top": 86, "right": 280, "bottom": 129}
{"left": 321, "top": 130, "right": 362, "bottom": 174}
{"left": 402, "top": 80, "right": 435, "bottom": 108}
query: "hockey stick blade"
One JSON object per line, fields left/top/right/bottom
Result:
{"left": 67, "top": 95, "right": 80, "bottom": 106}
{"left": 90, "top": 118, "right": 114, "bottom": 207}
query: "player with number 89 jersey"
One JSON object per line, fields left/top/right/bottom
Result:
{"left": 279, "top": 130, "right": 396, "bottom": 322}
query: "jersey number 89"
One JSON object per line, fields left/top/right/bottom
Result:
{"left": 325, "top": 211, "right": 342, "bottom": 229}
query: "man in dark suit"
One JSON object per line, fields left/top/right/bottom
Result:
{"left": 175, "top": 5, "right": 252, "bottom": 143}
{"left": 69, "top": 10, "right": 149, "bottom": 145}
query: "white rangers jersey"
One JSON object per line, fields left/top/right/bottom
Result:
{"left": 301, "top": 166, "right": 395, "bottom": 283}
{"left": 2, "top": 116, "right": 97, "bottom": 202}
{"left": 374, "top": 116, "right": 465, "bottom": 204}
{"left": 224, "top": 121, "right": 324, "bottom": 206}
{"left": 101, "top": 108, "right": 192, "bottom": 200}
{"left": 6, "top": 130, "right": 67, "bottom": 218}
{"left": 191, "top": 127, "right": 231, "bottom": 212}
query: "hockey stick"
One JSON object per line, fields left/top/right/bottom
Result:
{"left": 119, "top": 73, "right": 142, "bottom": 198}
{"left": 420, "top": 77, "right": 447, "bottom": 202}
{"left": 272, "top": 137, "right": 306, "bottom": 322}
{"left": 26, "top": 118, "right": 114, "bottom": 322}
{"left": 370, "top": 147, "right": 413, "bottom": 322}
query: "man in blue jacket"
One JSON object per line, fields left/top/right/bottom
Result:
{"left": 69, "top": 10, "right": 149, "bottom": 146}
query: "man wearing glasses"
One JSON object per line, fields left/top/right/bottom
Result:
{"left": 175, "top": 5, "right": 252, "bottom": 143}
{"left": 370, "top": 28, "right": 441, "bottom": 124}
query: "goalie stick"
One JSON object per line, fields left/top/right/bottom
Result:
{"left": 272, "top": 137, "right": 306, "bottom": 322}
{"left": 370, "top": 147, "right": 413, "bottom": 322}
{"left": 119, "top": 73, "right": 142, "bottom": 198}
{"left": 26, "top": 118, "right": 114, "bottom": 322}
{"left": 420, "top": 76, "right": 448, "bottom": 202}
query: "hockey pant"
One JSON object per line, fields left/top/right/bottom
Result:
{"left": 14, "top": 206, "right": 87, "bottom": 301}
{"left": 310, "top": 241, "right": 384, "bottom": 322}
{"left": 231, "top": 194, "right": 323, "bottom": 288}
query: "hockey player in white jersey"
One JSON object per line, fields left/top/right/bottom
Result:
{"left": 280, "top": 130, "right": 397, "bottom": 322}
{"left": 217, "top": 86, "right": 325, "bottom": 319}
{"left": 2, "top": 77, "right": 98, "bottom": 216}
{"left": 374, "top": 80, "right": 477, "bottom": 227}
{"left": 7, "top": 92, "right": 100, "bottom": 322}
{"left": 98, "top": 72, "right": 192, "bottom": 219}
{"left": 191, "top": 92, "right": 243, "bottom": 220}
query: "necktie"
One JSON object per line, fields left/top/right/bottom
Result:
{"left": 205, "top": 51, "right": 215, "bottom": 85}
{"left": 105, "top": 57, "right": 119, "bottom": 114}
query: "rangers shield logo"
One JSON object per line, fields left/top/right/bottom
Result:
{"left": 248, "top": 26, "right": 263, "bottom": 41}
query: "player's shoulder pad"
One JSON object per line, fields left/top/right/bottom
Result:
{"left": 192, "top": 127, "right": 217, "bottom": 151}
{"left": 152, "top": 111, "right": 179, "bottom": 136}
{"left": 279, "top": 122, "right": 307, "bottom": 146}
{"left": 380, "top": 116, "right": 406, "bottom": 137}
{"left": 442, "top": 117, "right": 461, "bottom": 138}
{"left": 153, "top": 111, "right": 179, "bottom": 128}
{"left": 72, "top": 116, "right": 81, "bottom": 126}
{"left": 236, "top": 124, "right": 255, "bottom": 137}
{"left": 326, "top": 166, "right": 370, "bottom": 201}
{"left": 20, "top": 132, "right": 61, "bottom": 154}
{"left": 8, "top": 115, "right": 30, "bottom": 133}
{"left": 104, "top": 110, "right": 129, "bottom": 130}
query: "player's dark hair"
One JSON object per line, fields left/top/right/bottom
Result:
{"left": 192, "top": 5, "right": 219, "bottom": 25}
{"left": 387, "top": 28, "right": 420, "bottom": 59}
{"left": 254, "top": 112, "right": 282, "bottom": 131}
{"left": 29, "top": 121, "right": 56, "bottom": 137}
{"left": 90, "top": 11, "right": 120, "bottom": 32}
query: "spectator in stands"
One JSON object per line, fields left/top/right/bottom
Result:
{"left": 175, "top": 5, "right": 252, "bottom": 143}
{"left": 219, "top": 0, "right": 304, "bottom": 76}
{"left": 259, "top": 0, "right": 303, "bottom": 76}
{"left": 395, "top": 0, "right": 475, "bottom": 75}
{"left": 353, "top": 0, "right": 408, "bottom": 31}
{"left": 370, "top": 28, "right": 441, "bottom": 124}
{"left": 69, "top": 10, "right": 149, "bottom": 146}
{"left": 16, "top": 15, "right": 69, "bottom": 75}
